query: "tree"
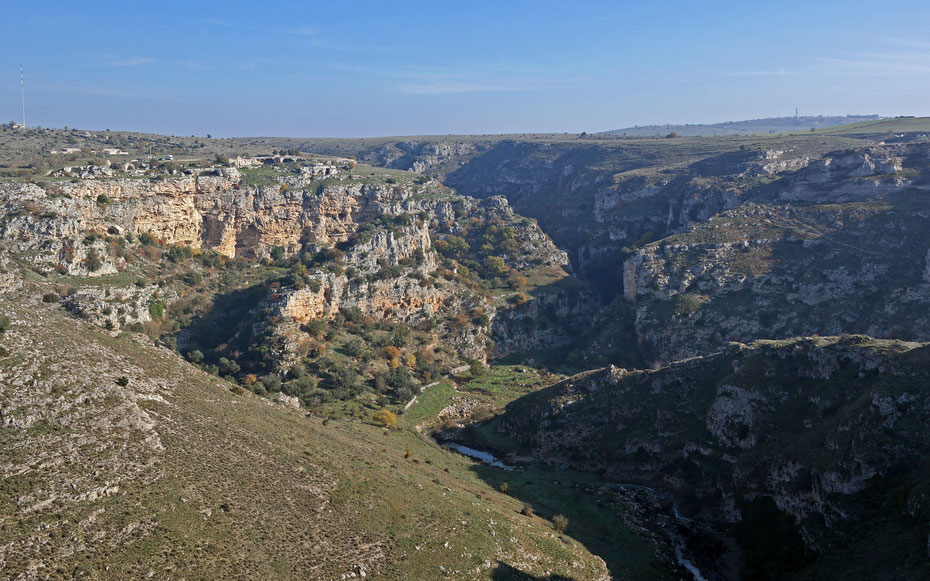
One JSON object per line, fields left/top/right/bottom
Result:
{"left": 382, "top": 345, "right": 401, "bottom": 362}
{"left": 552, "top": 514, "right": 569, "bottom": 533}
{"left": 343, "top": 337, "right": 365, "bottom": 358}
{"left": 373, "top": 409, "right": 398, "bottom": 429}
{"left": 483, "top": 255, "right": 508, "bottom": 277}
{"left": 469, "top": 360, "right": 487, "bottom": 379}
{"left": 388, "top": 366, "right": 416, "bottom": 400}
{"left": 218, "top": 357, "right": 241, "bottom": 376}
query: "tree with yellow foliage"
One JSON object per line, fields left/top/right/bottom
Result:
{"left": 373, "top": 409, "right": 398, "bottom": 429}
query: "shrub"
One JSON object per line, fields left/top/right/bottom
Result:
{"left": 165, "top": 245, "right": 193, "bottom": 263}
{"left": 508, "top": 292, "right": 529, "bottom": 305}
{"left": 302, "top": 318, "right": 325, "bottom": 336}
{"left": 115, "top": 376, "right": 130, "bottom": 387}
{"left": 0, "top": 315, "right": 11, "bottom": 334}
{"left": 343, "top": 337, "right": 365, "bottom": 358}
{"left": 521, "top": 503, "right": 534, "bottom": 517}
{"left": 148, "top": 301, "right": 165, "bottom": 319}
{"left": 373, "top": 409, "right": 398, "bottom": 429}
{"left": 499, "top": 482, "right": 509, "bottom": 493}
{"left": 182, "top": 270, "right": 203, "bottom": 285}
{"left": 260, "top": 374, "right": 282, "bottom": 392}
{"left": 42, "top": 293, "right": 59, "bottom": 303}
{"left": 552, "top": 514, "right": 569, "bottom": 533}
{"left": 138, "top": 232, "right": 158, "bottom": 246}
{"left": 187, "top": 349, "right": 204, "bottom": 364}
{"left": 218, "top": 357, "right": 240, "bottom": 376}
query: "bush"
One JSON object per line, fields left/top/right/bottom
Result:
{"left": 42, "top": 292, "right": 59, "bottom": 303}
{"left": 0, "top": 315, "right": 10, "bottom": 334}
{"left": 115, "top": 376, "right": 130, "bottom": 387}
{"left": 148, "top": 301, "right": 165, "bottom": 319}
{"left": 343, "top": 337, "right": 365, "bottom": 358}
{"left": 165, "top": 245, "right": 193, "bottom": 263}
{"left": 302, "top": 318, "right": 325, "bottom": 336}
{"left": 218, "top": 357, "right": 240, "bottom": 376}
{"left": 182, "top": 270, "right": 203, "bottom": 285}
{"left": 373, "top": 409, "right": 398, "bottom": 429}
{"left": 138, "top": 232, "right": 158, "bottom": 246}
{"left": 552, "top": 514, "right": 569, "bottom": 533}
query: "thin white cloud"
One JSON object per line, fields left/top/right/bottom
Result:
{"left": 181, "top": 59, "right": 211, "bottom": 71}
{"left": 401, "top": 80, "right": 530, "bottom": 95}
{"left": 725, "top": 67, "right": 788, "bottom": 78}
{"left": 811, "top": 37, "right": 930, "bottom": 77}
{"left": 204, "top": 18, "right": 319, "bottom": 39}
{"left": 813, "top": 55, "right": 930, "bottom": 76}
{"left": 108, "top": 57, "right": 153, "bottom": 67}
{"left": 879, "top": 37, "right": 930, "bottom": 50}
{"left": 35, "top": 82, "right": 154, "bottom": 99}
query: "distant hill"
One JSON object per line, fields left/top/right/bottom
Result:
{"left": 601, "top": 115, "right": 881, "bottom": 137}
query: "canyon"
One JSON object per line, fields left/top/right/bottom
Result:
{"left": 3, "top": 119, "right": 930, "bottom": 579}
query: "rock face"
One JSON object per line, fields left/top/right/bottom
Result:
{"left": 3, "top": 167, "right": 438, "bottom": 265}
{"left": 486, "top": 335, "right": 930, "bottom": 579}
{"left": 619, "top": 190, "right": 930, "bottom": 363}
{"left": 0, "top": 163, "right": 588, "bottom": 363}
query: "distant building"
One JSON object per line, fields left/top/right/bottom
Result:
{"left": 102, "top": 148, "right": 129, "bottom": 156}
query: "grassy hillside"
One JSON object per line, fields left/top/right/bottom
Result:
{"left": 601, "top": 115, "right": 881, "bottom": 137}
{"left": 810, "top": 116, "right": 930, "bottom": 136}
{"left": 0, "top": 292, "right": 622, "bottom": 580}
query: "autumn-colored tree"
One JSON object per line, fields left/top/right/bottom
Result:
{"left": 507, "top": 272, "right": 527, "bottom": 290}
{"left": 373, "top": 409, "right": 398, "bottom": 429}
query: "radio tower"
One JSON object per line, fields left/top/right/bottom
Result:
{"left": 20, "top": 65, "right": 26, "bottom": 127}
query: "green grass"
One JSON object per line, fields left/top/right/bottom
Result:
{"left": 458, "top": 365, "right": 556, "bottom": 409}
{"left": 809, "top": 116, "right": 930, "bottom": 136}
{"left": 402, "top": 379, "right": 456, "bottom": 425}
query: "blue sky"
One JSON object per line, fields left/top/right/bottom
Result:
{"left": 2, "top": 0, "right": 929, "bottom": 137}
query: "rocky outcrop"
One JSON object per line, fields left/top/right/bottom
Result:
{"left": 618, "top": 190, "right": 930, "bottom": 363}
{"left": 484, "top": 335, "right": 930, "bottom": 579}
{"left": 0, "top": 169, "right": 450, "bottom": 271}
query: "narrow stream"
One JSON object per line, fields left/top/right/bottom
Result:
{"left": 446, "top": 443, "right": 515, "bottom": 470}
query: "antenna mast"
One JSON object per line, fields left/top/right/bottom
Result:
{"left": 20, "top": 65, "right": 26, "bottom": 127}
